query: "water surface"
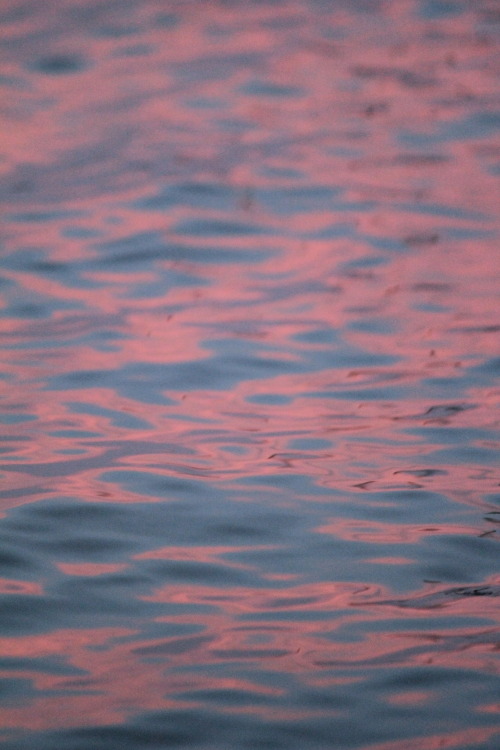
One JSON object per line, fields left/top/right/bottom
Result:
{"left": 0, "top": 1, "right": 499, "bottom": 748}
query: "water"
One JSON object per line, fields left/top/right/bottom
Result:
{"left": 0, "top": 1, "right": 499, "bottom": 748}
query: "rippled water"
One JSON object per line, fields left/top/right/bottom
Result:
{"left": 1, "top": 0, "right": 499, "bottom": 748}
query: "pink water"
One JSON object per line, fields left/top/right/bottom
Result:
{"left": 0, "top": 1, "right": 499, "bottom": 748}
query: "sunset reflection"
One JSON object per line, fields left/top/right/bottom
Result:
{"left": 0, "top": 0, "right": 499, "bottom": 748}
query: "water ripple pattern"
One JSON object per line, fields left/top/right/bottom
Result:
{"left": 0, "top": 1, "right": 499, "bottom": 748}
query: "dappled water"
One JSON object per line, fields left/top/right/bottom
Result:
{"left": 1, "top": 0, "right": 499, "bottom": 748}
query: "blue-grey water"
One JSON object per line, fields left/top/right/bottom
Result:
{"left": 0, "top": 1, "right": 499, "bottom": 748}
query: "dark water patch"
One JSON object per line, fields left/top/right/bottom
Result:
{"left": 132, "top": 634, "right": 212, "bottom": 657}
{"left": 173, "top": 218, "right": 273, "bottom": 238}
{"left": 340, "top": 254, "right": 387, "bottom": 273}
{"left": 365, "top": 583, "right": 500, "bottom": 610}
{"left": 292, "top": 327, "right": 339, "bottom": 344}
{"left": 288, "top": 438, "right": 332, "bottom": 450}
{"left": 404, "top": 232, "right": 440, "bottom": 246}
{"left": 0, "top": 595, "right": 77, "bottom": 636}
{"left": 395, "top": 201, "right": 490, "bottom": 220}
{"left": 1, "top": 498, "right": 205, "bottom": 558}
{"left": 241, "top": 81, "right": 305, "bottom": 98}
{"left": 0, "top": 677, "right": 36, "bottom": 706}
{"left": 420, "top": 536, "right": 500, "bottom": 585}
{"left": 23, "top": 532, "right": 128, "bottom": 558}
{"left": 442, "top": 226, "right": 496, "bottom": 240}
{"left": 394, "top": 468, "right": 448, "bottom": 478}
{"left": 470, "top": 356, "right": 500, "bottom": 378}
{"left": 399, "top": 403, "right": 474, "bottom": 422}
{"left": 259, "top": 165, "right": 305, "bottom": 179}
{"left": 359, "top": 234, "right": 408, "bottom": 252}
{"left": 0, "top": 138, "right": 145, "bottom": 204}
{"left": 134, "top": 181, "right": 238, "bottom": 211}
{"left": 418, "top": 0, "right": 465, "bottom": 19}
{"left": 404, "top": 425, "right": 491, "bottom": 444}
{"left": 417, "top": 444, "right": 499, "bottom": 467}
{"left": 176, "top": 686, "right": 274, "bottom": 706}
{"left": 1, "top": 313, "right": 126, "bottom": 348}
{"left": 9, "top": 719, "right": 200, "bottom": 750}
{"left": 94, "top": 23, "right": 141, "bottom": 39}
{"left": 53, "top": 570, "right": 157, "bottom": 602}
{"left": 69, "top": 0, "right": 139, "bottom": 24}
{"left": 394, "top": 152, "right": 449, "bottom": 165}
{"left": 352, "top": 65, "right": 437, "bottom": 88}
{"left": 47, "top": 348, "right": 323, "bottom": 401}
{"left": 339, "top": 487, "right": 467, "bottom": 523}
{"left": 1, "top": 247, "right": 67, "bottom": 273}
{"left": 254, "top": 185, "right": 342, "bottom": 214}
{"left": 62, "top": 226, "right": 103, "bottom": 239}
{"left": 174, "top": 52, "right": 261, "bottom": 83}
{"left": 0, "top": 656, "right": 86, "bottom": 677}
{"left": 244, "top": 277, "right": 342, "bottom": 304}
{"left": 3, "top": 295, "right": 83, "bottom": 319}
{"left": 67, "top": 402, "right": 151, "bottom": 430}
{"left": 330, "top": 199, "right": 376, "bottom": 212}
{"left": 247, "top": 394, "right": 293, "bottom": 405}
{"left": 154, "top": 12, "right": 180, "bottom": 29}
{"left": 0, "top": 483, "right": 51, "bottom": 504}
{"left": 399, "top": 111, "right": 500, "bottom": 146}
{"left": 95, "top": 231, "right": 274, "bottom": 267}
{"left": 45, "top": 364, "right": 177, "bottom": 404}
{"left": 451, "top": 324, "right": 500, "bottom": 334}
{"left": 303, "top": 386, "right": 410, "bottom": 401}
{"left": 28, "top": 53, "right": 88, "bottom": 75}
{"left": 114, "top": 43, "right": 153, "bottom": 58}
{"left": 0, "top": 4, "right": 30, "bottom": 24}
{"left": 0, "top": 413, "right": 36, "bottom": 424}
{"left": 210, "top": 647, "right": 293, "bottom": 660}
{"left": 0, "top": 586, "right": 166, "bottom": 637}
{"left": 332, "top": 617, "right": 497, "bottom": 644}
{"left": 142, "top": 559, "right": 255, "bottom": 586}
{"left": 348, "top": 317, "right": 398, "bottom": 334}
{"left": 5, "top": 210, "right": 84, "bottom": 224}
{"left": 304, "top": 221, "right": 354, "bottom": 240}
{"left": 0, "top": 546, "right": 40, "bottom": 575}
{"left": 6, "top": 498, "right": 128, "bottom": 527}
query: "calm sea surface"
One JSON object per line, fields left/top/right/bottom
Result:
{"left": 0, "top": 1, "right": 499, "bottom": 748}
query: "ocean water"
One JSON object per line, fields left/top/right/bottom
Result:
{"left": 0, "top": 1, "right": 499, "bottom": 748}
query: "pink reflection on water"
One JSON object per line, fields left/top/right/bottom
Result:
{"left": 0, "top": 574, "right": 497, "bottom": 733}
{"left": 367, "top": 727, "right": 500, "bottom": 750}
{"left": 1, "top": 0, "right": 500, "bottom": 745}
{"left": 56, "top": 562, "right": 128, "bottom": 577}
{"left": 0, "top": 579, "right": 43, "bottom": 596}
{"left": 316, "top": 519, "right": 488, "bottom": 544}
